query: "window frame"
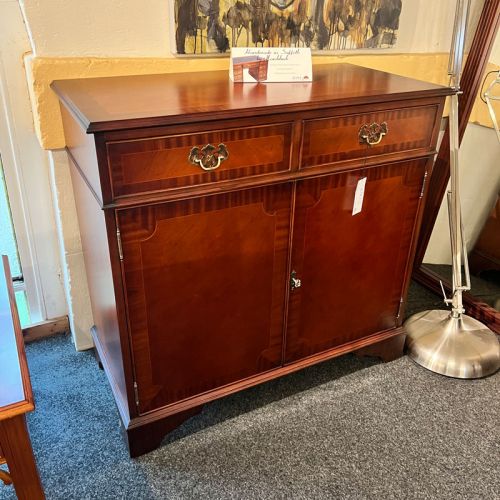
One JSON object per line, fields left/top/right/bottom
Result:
{"left": 0, "top": 0, "right": 67, "bottom": 324}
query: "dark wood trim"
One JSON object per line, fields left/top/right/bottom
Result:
{"left": 104, "top": 209, "right": 142, "bottom": 420}
{"left": 128, "top": 327, "right": 404, "bottom": 428}
{"left": 66, "top": 118, "right": 440, "bottom": 212}
{"left": 124, "top": 330, "right": 405, "bottom": 457}
{"left": 100, "top": 99, "right": 445, "bottom": 143}
{"left": 100, "top": 152, "right": 437, "bottom": 210}
{"left": 1, "top": 256, "right": 34, "bottom": 419}
{"left": 396, "top": 158, "right": 435, "bottom": 326}
{"left": 0, "top": 256, "right": 44, "bottom": 498}
{"left": 0, "top": 469, "right": 13, "bottom": 485}
{"left": 354, "top": 332, "right": 406, "bottom": 362}
{"left": 0, "top": 415, "right": 44, "bottom": 500}
{"left": 124, "top": 406, "right": 203, "bottom": 458}
{"left": 414, "top": 0, "right": 500, "bottom": 326}
{"left": 62, "top": 95, "right": 445, "bottom": 210}
{"left": 91, "top": 326, "right": 131, "bottom": 427}
{"left": 99, "top": 96, "right": 446, "bottom": 143}
{"left": 22, "top": 316, "right": 70, "bottom": 343}
{"left": 50, "top": 64, "right": 452, "bottom": 134}
{"left": 84, "top": 88, "right": 452, "bottom": 134}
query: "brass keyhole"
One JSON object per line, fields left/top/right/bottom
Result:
{"left": 290, "top": 270, "right": 301, "bottom": 291}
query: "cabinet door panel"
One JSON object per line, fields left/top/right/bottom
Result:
{"left": 285, "top": 159, "right": 427, "bottom": 363}
{"left": 118, "top": 184, "right": 291, "bottom": 413}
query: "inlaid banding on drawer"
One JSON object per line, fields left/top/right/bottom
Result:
{"left": 301, "top": 105, "right": 438, "bottom": 168}
{"left": 107, "top": 123, "right": 292, "bottom": 197}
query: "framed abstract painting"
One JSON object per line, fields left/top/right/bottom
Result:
{"left": 170, "top": 0, "right": 402, "bottom": 55}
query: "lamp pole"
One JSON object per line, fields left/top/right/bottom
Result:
{"left": 404, "top": 0, "right": 500, "bottom": 379}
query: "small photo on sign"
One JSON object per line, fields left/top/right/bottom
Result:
{"left": 232, "top": 55, "right": 269, "bottom": 82}
{"left": 230, "top": 47, "right": 312, "bottom": 83}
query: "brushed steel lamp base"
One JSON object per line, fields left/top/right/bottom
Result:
{"left": 406, "top": 0, "right": 500, "bottom": 381}
{"left": 405, "top": 310, "right": 500, "bottom": 379}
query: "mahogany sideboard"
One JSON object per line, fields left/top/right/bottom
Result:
{"left": 52, "top": 64, "right": 451, "bottom": 457}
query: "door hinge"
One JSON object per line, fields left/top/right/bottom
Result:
{"left": 396, "top": 297, "right": 404, "bottom": 319}
{"left": 420, "top": 171, "right": 428, "bottom": 198}
{"left": 117, "top": 227, "right": 123, "bottom": 261}
{"left": 133, "top": 381, "right": 139, "bottom": 407}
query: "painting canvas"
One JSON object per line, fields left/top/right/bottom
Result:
{"left": 172, "top": 0, "right": 402, "bottom": 55}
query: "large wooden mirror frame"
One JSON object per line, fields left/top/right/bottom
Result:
{"left": 414, "top": 0, "right": 500, "bottom": 332}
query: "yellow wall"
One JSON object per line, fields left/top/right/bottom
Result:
{"left": 26, "top": 53, "right": 498, "bottom": 150}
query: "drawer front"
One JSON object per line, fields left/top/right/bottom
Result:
{"left": 108, "top": 123, "right": 292, "bottom": 197}
{"left": 301, "top": 104, "right": 439, "bottom": 168}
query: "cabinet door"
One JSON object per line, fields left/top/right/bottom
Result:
{"left": 285, "top": 159, "right": 427, "bottom": 363}
{"left": 118, "top": 184, "right": 292, "bottom": 413}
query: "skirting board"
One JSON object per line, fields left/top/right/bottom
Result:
{"left": 23, "top": 316, "right": 70, "bottom": 343}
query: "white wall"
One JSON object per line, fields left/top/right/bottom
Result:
{"left": 0, "top": 0, "right": 67, "bottom": 322}
{"left": 19, "top": 0, "right": 171, "bottom": 57}
{"left": 491, "top": 30, "right": 500, "bottom": 64}
{"left": 48, "top": 149, "right": 93, "bottom": 349}
{"left": 18, "top": 0, "right": 464, "bottom": 57}
{"left": 425, "top": 123, "right": 500, "bottom": 265}
{"left": 424, "top": 27, "right": 500, "bottom": 265}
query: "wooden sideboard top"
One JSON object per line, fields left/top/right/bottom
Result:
{"left": 51, "top": 63, "right": 452, "bottom": 133}
{"left": 0, "top": 256, "right": 34, "bottom": 420}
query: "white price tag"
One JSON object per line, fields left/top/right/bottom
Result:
{"left": 352, "top": 177, "right": 367, "bottom": 216}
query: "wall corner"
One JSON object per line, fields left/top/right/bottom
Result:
{"left": 48, "top": 148, "right": 94, "bottom": 350}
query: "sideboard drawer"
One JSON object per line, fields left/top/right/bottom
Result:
{"left": 301, "top": 104, "right": 439, "bottom": 168}
{"left": 107, "top": 123, "right": 293, "bottom": 197}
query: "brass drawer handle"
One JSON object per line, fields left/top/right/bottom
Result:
{"left": 358, "top": 122, "right": 389, "bottom": 146}
{"left": 188, "top": 143, "right": 229, "bottom": 171}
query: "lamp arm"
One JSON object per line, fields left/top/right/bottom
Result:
{"left": 484, "top": 71, "right": 500, "bottom": 143}
{"left": 448, "top": 0, "right": 471, "bottom": 89}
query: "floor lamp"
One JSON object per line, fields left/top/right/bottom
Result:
{"left": 404, "top": 0, "right": 500, "bottom": 379}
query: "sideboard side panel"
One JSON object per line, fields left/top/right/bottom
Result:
{"left": 60, "top": 105, "right": 107, "bottom": 204}
{"left": 67, "top": 151, "right": 131, "bottom": 422}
